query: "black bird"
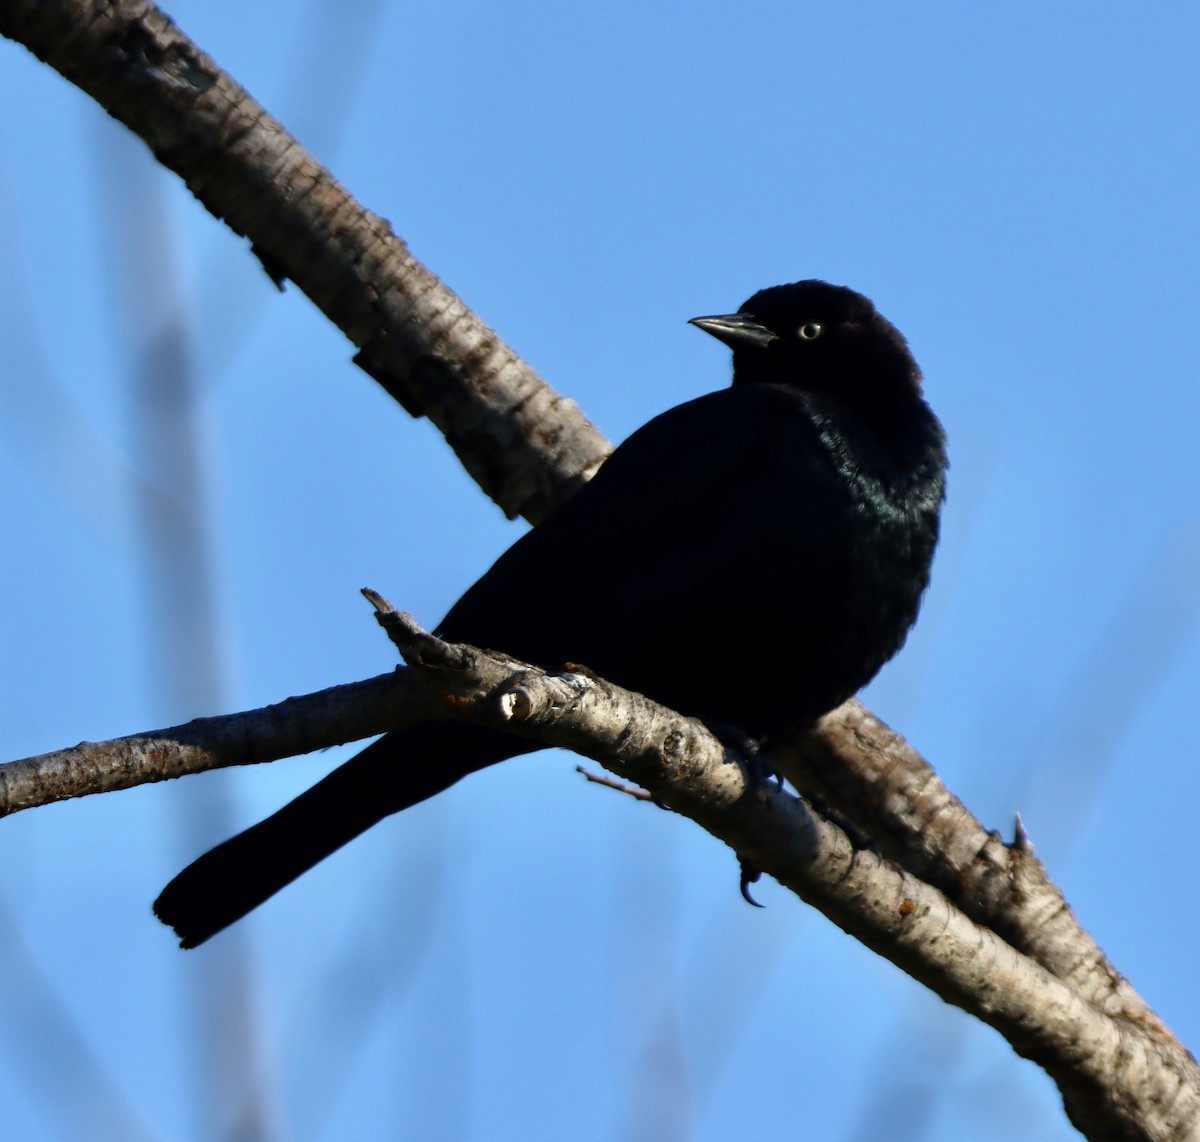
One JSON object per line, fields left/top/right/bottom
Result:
{"left": 154, "top": 280, "right": 947, "bottom": 948}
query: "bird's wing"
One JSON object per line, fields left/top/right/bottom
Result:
{"left": 439, "top": 383, "right": 853, "bottom": 666}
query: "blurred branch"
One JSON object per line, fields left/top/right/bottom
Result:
{"left": 0, "top": 899, "right": 160, "bottom": 1142}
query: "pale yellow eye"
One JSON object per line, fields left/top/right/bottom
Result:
{"left": 797, "top": 322, "right": 823, "bottom": 341}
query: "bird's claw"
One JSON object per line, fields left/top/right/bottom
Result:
{"left": 739, "top": 860, "right": 765, "bottom": 907}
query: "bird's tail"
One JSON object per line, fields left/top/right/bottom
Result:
{"left": 153, "top": 722, "right": 535, "bottom": 948}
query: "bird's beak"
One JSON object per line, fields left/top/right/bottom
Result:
{"left": 688, "top": 312, "right": 778, "bottom": 352}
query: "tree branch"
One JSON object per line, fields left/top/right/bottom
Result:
{"left": 0, "top": 669, "right": 436, "bottom": 815}
{"left": 0, "top": 0, "right": 611, "bottom": 525}
{"left": 352, "top": 601, "right": 1200, "bottom": 1142}
{"left": 775, "top": 704, "right": 1161, "bottom": 1029}
{"left": 3, "top": 585, "right": 1195, "bottom": 1136}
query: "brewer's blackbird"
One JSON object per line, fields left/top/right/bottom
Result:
{"left": 154, "top": 280, "right": 947, "bottom": 947}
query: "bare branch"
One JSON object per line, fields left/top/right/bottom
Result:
{"left": 4, "top": 583, "right": 1195, "bottom": 1136}
{"left": 574, "top": 765, "right": 657, "bottom": 802}
{"left": 0, "top": 0, "right": 611, "bottom": 524}
{"left": 0, "top": 670, "right": 437, "bottom": 815}
{"left": 774, "top": 704, "right": 1159, "bottom": 1030}
{"left": 337, "top": 611, "right": 1200, "bottom": 1142}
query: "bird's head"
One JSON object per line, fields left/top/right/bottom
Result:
{"left": 690, "top": 280, "right": 923, "bottom": 404}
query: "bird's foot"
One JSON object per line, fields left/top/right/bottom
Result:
{"left": 704, "top": 721, "right": 783, "bottom": 788}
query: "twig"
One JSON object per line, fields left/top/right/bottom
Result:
{"left": 574, "top": 765, "right": 656, "bottom": 802}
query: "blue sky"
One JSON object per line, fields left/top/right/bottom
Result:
{"left": 2, "top": 2, "right": 1198, "bottom": 1139}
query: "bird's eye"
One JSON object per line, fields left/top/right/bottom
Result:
{"left": 797, "top": 322, "right": 823, "bottom": 341}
